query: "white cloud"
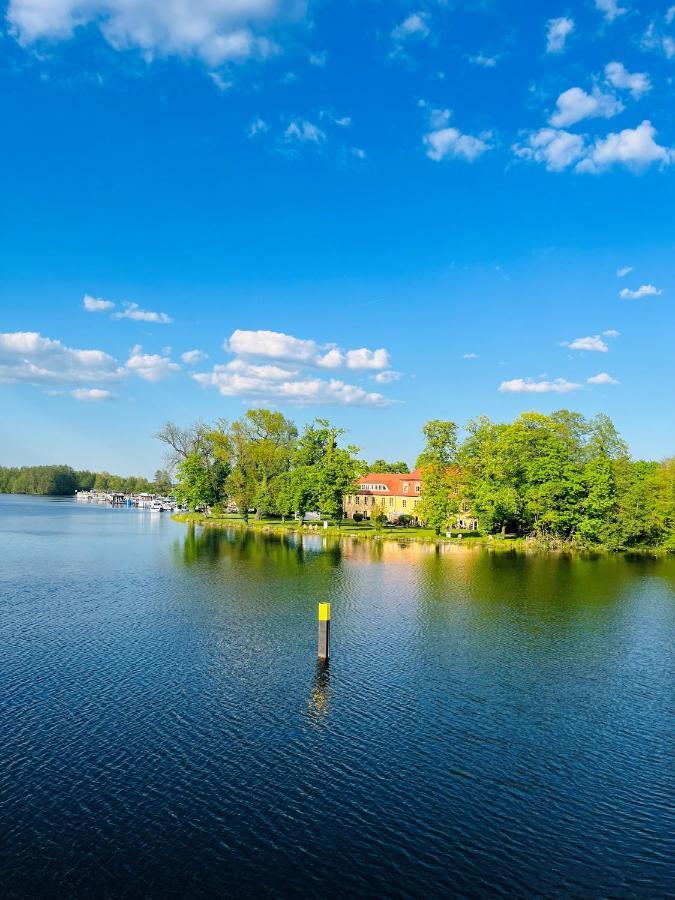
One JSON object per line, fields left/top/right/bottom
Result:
{"left": 285, "top": 119, "right": 326, "bottom": 145}
{"left": 424, "top": 126, "right": 491, "bottom": 162}
{"left": 0, "top": 331, "right": 125, "bottom": 386}
{"left": 468, "top": 52, "right": 499, "bottom": 68}
{"left": 595, "top": 0, "right": 627, "bottom": 22}
{"left": 549, "top": 86, "right": 623, "bottom": 128}
{"left": 563, "top": 335, "right": 609, "bottom": 352}
{"left": 578, "top": 121, "right": 673, "bottom": 173}
{"left": 516, "top": 121, "right": 673, "bottom": 174}
{"left": 513, "top": 128, "right": 585, "bottom": 172}
{"left": 463, "top": 352, "right": 479, "bottom": 359}
{"left": 351, "top": 147, "right": 366, "bottom": 160}
{"left": 499, "top": 377, "right": 582, "bottom": 394}
{"left": 345, "top": 348, "right": 390, "bottom": 370}
{"left": 125, "top": 350, "right": 180, "bottom": 382}
{"left": 8, "top": 0, "right": 293, "bottom": 66}
{"left": 316, "top": 348, "right": 344, "bottom": 368}
{"left": 226, "top": 329, "right": 390, "bottom": 370}
{"left": 113, "top": 302, "right": 173, "bottom": 324}
{"left": 616, "top": 266, "right": 633, "bottom": 277}
{"left": 374, "top": 370, "right": 401, "bottom": 384}
{"left": 605, "top": 62, "right": 651, "bottom": 99}
{"left": 195, "top": 365, "right": 390, "bottom": 407}
{"left": 642, "top": 20, "right": 675, "bottom": 58}
{"left": 587, "top": 372, "right": 619, "bottom": 384}
{"left": 228, "top": 329, "right": 318, "bottom": 362}
{"left": 71, "top": 388, "right": 115, "bottom": 401}
{"left": 181, "top": 349, "right": 209, "bottom": 364}
{"left": 546, "top": 17, "right": 574, "bottom": 53}
{"left": 619, "top": 283, "right": 663, "bottom": 299}
{"left": 209, "top": 72, "right": 232, "bottom": 91}
{"left": 603, "top": 329, "right": 620, "bottom": 337}
{"left": 247, "top": 116, "right": 269, "bottom": 137}
{"left": 83, "top": 294, "right": 115, "bottom": 312}
{"left": 392, "top": 12, "right": 430, "bottom": 41}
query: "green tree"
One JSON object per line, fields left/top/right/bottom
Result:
{"left": 416, "top": 420, "right": 458, "bottom": 534}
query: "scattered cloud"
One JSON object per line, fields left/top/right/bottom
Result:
{"left": 619, "top": 283, "right": 663, "bottom": 299}
{"left": 587, "top": 372, "right": 619, "bottom": 385}
{"left": 125, "top": 348, "right": 180, "bottom": 382}
{"left": 285, "top": 119, "right": 326, "bottom": 145}
{"left": 546, "top": 17, "right": 574, "bottom": 53}
{"left": 195, "top": 328, "right": 396, "bottom": 406}
{"left": 603, "top": 329, "right": 620, "bottom": 337}
{"left": 7, "top": 0, "right": 293, "bottom": 66}
{"left": 468, "top": 52, "right": 499, "bottom": 68}
{"left": 499, "top": 377, "right": 582, "bottom": 394}
{"left": 515, "top": 121, "right": 673, "bottom": 174}
{"left": 346, "top": 348, "right": 390, "bottom": 370}
{"left": 208, "top": 72, "right": 232, "bottom": 91}
{"left": 605, "top": 62, "right": 651, "bottom": 99}
{"left": 463, "top": 352, "right": 479, "bottom": 359}
{"left": 248, "top": 117, "right": 269, "bottom": 138}
{"left": 616, "top": 266, "right": 633, "bottom": 277}
{"left": 308, "top": 51, "right": 327, "bottom": 67}
{"left": 194, "top": 364, "right": 391, "bottom": 407}
{"left": 113, "top": 302, "right": 173, "bottom": 324}
{"left": 563, "top": 335, "right": 609, "bottom": 352}
{"left": 0, "top": 331, "right": 124, "bottom": 386}
{"left": 549, "top": 86, "right": 623, "bottom": 128}
{"left": 513, "top": 128, "right": 586, "bottom": 172}
{"left": 423, "top": 109, "right": 491, "bottom": 162}
{"left": 181, "top": 349, "right": 209, "bottom": 365}
{"left": 392, "top": 12, "right": 431, "bottom": 42}
{"left": 579, "top": 121, "right": 673, "bottom": 173}
{"left": 83, "top": 294, "right": 115, "bottom": 312}
{"left": 594, "top": 0, "right": 627, "bottom": 22}
{"left": 374, "top": 370, "right": 401, "bottom": 384}
{"left": 226, "top": 329, "right": 390, "bottom": 370}
{"left": 642, "top": 20, "right": 675, "bottom": 59}
{"left": 71, "top": 388, "right": 115, "bottom": 401}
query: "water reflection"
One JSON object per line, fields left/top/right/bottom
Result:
{"left": 306, "top": 661, "right": 331, "bottom": 727}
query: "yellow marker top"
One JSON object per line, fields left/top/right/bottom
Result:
{"left": 318, "top": 602, "right": 331, "bottom": 621}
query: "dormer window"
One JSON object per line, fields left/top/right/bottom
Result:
{"left": 403, "top": 483, "right": 409, "bottom": 492}
{"left": 415, "top": 484, "right": 421, "bottom": 493}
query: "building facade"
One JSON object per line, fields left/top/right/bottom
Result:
{"left": 343, "top": 470, "right": 479, "bottom": 530}
{"left": 344, "top": 470, "right": 424, "bottom": 524}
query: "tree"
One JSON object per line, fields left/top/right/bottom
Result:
{"left": 416, "top": 420, "right": 458, "bottom": 534}
{"left": 367, "top": 459, "right": 410, "bottom": 473}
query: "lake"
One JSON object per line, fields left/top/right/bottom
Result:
{"left": 1, "top": 494, "right": 673, "bottom": 898}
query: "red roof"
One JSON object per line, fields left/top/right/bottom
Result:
{"left": 357, "top": 470, "right": 422, "bottom": 496}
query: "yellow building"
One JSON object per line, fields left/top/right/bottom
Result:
{"left": 344, "top": 470, "right": 424, "bottom": 523}
{"left": 343, "top": 470, "right": 479, "bottom": 530}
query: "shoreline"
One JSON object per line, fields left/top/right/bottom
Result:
{"left": 172, "top": 513, "right": 667, "bottom": 556}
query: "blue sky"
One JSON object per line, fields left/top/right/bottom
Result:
{"left": 1, "top": 0, "right": 674, "bottom": 476}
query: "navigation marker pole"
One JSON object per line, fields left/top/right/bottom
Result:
{"left": 318, "top": 602, "right": 331, "bottom": 661}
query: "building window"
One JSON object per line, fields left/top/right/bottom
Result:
{"left": 403, "top": 483, "right": 409, "bottom": 492}
{"left": 402, "top": 499, "right": 407, "bottom": 508}
{"left": 415, "top": 484, "right": 421, "bottom": 493}
{"left": 356, "top": 496, "right": 360, "bottom": 505}
{"left": 414, "top": 499, "right": 418, "bottom": 507}
{"left": 389, "top": 497, "right": 393, "bottom": 507}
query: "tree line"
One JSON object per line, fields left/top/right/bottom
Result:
{"left": 0, "top": 465, "right": 172, "bottom": 497}
{"left": 159, "top": 408, "right": 674, "bottom": 551}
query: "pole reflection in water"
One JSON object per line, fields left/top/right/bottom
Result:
{"left": 306, "top": 661, "right": 331, "bottom": 727}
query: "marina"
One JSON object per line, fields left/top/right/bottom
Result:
{"left": 75, "top": 490, "right": 182, "bottom": 511}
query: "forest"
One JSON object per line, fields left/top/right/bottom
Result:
{"left": 0, "top": 465, "right": 171, "bottom": 497}
{"left": 156, "top": 409, "right": 675, "bottom": 552}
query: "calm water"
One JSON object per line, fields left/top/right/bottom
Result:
{"left": 1, "top": 495, "right": 674, "bottom": 899}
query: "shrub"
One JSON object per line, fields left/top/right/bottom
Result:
{"left": 352, "top": 512, "right": 363, "bottom": 523}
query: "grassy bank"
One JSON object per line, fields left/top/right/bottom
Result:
{"left": 172, "top": 512, "right": 671, "bottom": 555}
{"left": 173, "top": 512, "right": 541, "bottom": 551}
